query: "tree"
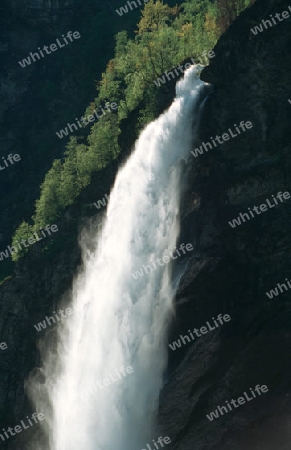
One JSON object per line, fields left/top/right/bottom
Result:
{"left": 115, "top": 31, "right": 128, "bottom": 57}
{"left": 88, "top": 115, "right": 120, "bottom": 167}
{"left": 34, "top": 159, "right": 63, "bottom": 228}
{"left": 204, "top": 3, "right": 220, "bottom": 43}
{"left": 137, "top": 0, "right": 179, "bottom": 34}
{"left": 11, "top": 221, "right": 34, "bottom": 261}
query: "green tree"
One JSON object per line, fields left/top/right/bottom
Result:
{"left": 11, "top": 221, "right": 34, "bottom": 261}
{"left": 137, "top": 0, "right": 179, "bottom": 34}
{"left": 88, "top": 115, "right": 120, "bottom": 167}
{"left": 34, "top": 159, "right": 63, "bottom": 228}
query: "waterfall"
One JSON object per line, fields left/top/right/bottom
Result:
{"left": 27, "top": 65, "right": 207, "bottom": 450}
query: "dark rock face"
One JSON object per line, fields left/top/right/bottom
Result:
{"left": 0, "top": 0, "right": 120, "bottom": 255}
{"left": 159, "top": 0, "right": 291, "bottom": 449}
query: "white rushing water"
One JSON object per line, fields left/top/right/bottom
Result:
{"left": 27, "top": 65, "right": 207, "bottom": 450}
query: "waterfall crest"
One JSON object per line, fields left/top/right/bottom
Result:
{"left": 27, "top": 65, "right": 207, "bottom": 450}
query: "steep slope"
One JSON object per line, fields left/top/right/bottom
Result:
{"left": 159, "top": 0, "right": 291, "bottom": 449}
{"left": 0, "top": 0, "right": 136, "bottom": 279}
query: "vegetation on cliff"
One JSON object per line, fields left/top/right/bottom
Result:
{"left": 11, "top": 0, "right": 255, "bottom": 262}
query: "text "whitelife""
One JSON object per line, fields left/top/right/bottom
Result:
{"left": 18, "top": 31, "right": 81, "bottom": 68}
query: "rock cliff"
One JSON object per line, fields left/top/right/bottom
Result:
{"left": 159, "top": 0, "right": 291, "bottom": 449}
{"left": 0, "top": 0, "right": 121, "bottom": 268}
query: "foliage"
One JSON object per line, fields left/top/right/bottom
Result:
{"left": 11, "top": 0, "right": 254, "bottom": 260}
{"left": 137, "top": 0, "right": 180, "bottom": 34}
{"left": 11, "top": 221, "right": 34, "bottom": 261}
